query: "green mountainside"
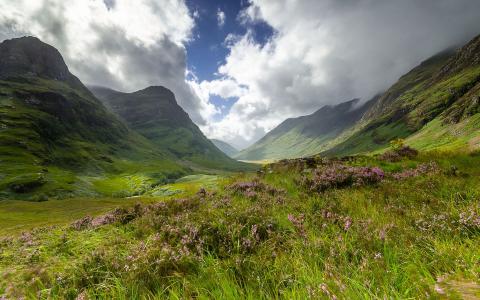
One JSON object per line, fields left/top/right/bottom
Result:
{"left": 238, "top": 34, "right": 480, "bottom": 160}
{"left": 211, "top": 139, "right": 239, "bottom": 157}
{"left": 327, "top": 34, "right": 480, "bottom": 156}
{"left": 90, "top": 86, "right": 248, "bottom": 171}
{"left": 0, "top": 37, "right": 248, "bottom": 200}
{"left": 235, "top": 98, "right": 376, "bottom": 160}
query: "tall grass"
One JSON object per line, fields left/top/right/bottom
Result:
{"left": 0, "top": 151, "right": 479, "bottom": 299}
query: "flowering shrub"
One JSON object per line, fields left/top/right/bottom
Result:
{"left": 458, "top": 210, "right": 480, "bottom": 232}
{"left": 71, "top": 216, "right": 93, "bottom": 231}
{"left": 392, "top": 162, "right": 439, "bottom": 180}
{"left": 71, "top": 205, "right": 143, "bottom": 231}
{"left": 288, "top": 214, "right": 306, "bottom": 239}
{"left": 227, "top": 180, "right": 286, "bottom": 198}
{"left": 413, "top": 206, "right": 479, "bottom": 237}
{"left": 380, "top": 145, "right": 419, "bottom": 162}
{"left": 301, "top": 164, "right": 385, "bottom": 192}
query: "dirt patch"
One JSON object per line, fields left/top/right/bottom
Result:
{"left": 468, "top": 135, "right": 480, "bottom": 149}
{"left": 436, "top": 277, "right": 480, "bottom": 299}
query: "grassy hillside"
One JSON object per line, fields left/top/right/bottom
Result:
{"left": 1, "top": 149, "right": 479, "bottom": 299}
{"left": 91, "top": 86, "right": 251, "bottom": 172}
{"left": 235, "top": 99, "right": 376, "bottom": 161}
{"left": 2, "top": 37, "right": 202, "bottom": 200}
{"left": 325, "top": 36, "right": 480, "bottom": 156}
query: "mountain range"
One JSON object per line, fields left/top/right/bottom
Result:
{"left": 236, "top": 34, "right": 480, "bottom": 160}
{"left": 0, "top": 36, "right": 248, "bottom": 200}
{"left": 1, "top": 33, "right": 480, "bottom": 199}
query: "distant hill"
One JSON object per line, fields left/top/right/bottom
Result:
{"left": 238, "top": 33, "right": 480, "bottom": 160}
{"left": 90, "top": 86, "right": 249, "bottom": 171}
{"left": 211, "top": 139, "right": 239, "bottom": 157}
{"left": 235, "top": 98, "right": 376, "bottom": 160}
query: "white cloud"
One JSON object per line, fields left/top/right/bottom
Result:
{"left": 201, "top": 0, "right": 480, "bottom": 148}
{"left": 217, "top": 9, "right": 226, "bottom": 27}
{"left": 0, "top": 0, "right": 217, "bottom": 124}
{"left": 194, "top": 78, "right": 247, "bottom": 100}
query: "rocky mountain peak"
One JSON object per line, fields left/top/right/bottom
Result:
{"left": 0, "top": 36, "right": 71, "bottom": 81}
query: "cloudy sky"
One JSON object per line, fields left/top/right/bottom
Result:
{"left": 1, "top": 0, "right": 480, "bottom": 149}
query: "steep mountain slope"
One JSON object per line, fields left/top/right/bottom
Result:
{"left": 90, "top": 86, "right": 248, "bottom": 171}
{"left": 235, "top": 98, "right": 376, "bottom": 160}
{"left": 326, "top": 34, "right": 480, "bottom": 155}
{"left": 239, "top": 33, "right": 480, "bottom": 161}
{"left": 0, "top": 37, "right": 186, "bottom": 199}
{"left": 211, "top": 139, "right": 239, "bottom": 157}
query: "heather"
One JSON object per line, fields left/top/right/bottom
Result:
{"left": 1, "top": 151, "right": 480, "bottom": 299}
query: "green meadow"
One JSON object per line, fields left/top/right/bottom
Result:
{"left": 1, "top": 149, "right": 479, "bottom": 299}
{"left": 0, "top": 174, "right": 222, "bottom": 235}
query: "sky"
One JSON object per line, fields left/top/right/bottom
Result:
{"left": 1, "top": 0, "right": 480, "bottom": 149}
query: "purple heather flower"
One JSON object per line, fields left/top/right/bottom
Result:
{"left": 344, "top": 217, "right": 352, "bottom": 231}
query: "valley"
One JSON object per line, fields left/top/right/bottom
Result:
{"left": 237, "top": 36, "right": 480, "bottom": 161}
{"left": 1, "top": 5, "right": 480, "bottom": 299}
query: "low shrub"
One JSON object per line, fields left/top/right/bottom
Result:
{"left": 301, "top": 164, "right": 385, "bottom": 192}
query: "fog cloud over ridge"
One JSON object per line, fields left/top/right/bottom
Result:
{"left": 200, "top": 0, "right": 480, "bottom": 148}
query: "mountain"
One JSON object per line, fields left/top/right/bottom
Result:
{"left": 235, "top": 98, "right": 376, "bottom": 160}
{"left": 325, "top": 34, "right": 480, "bottom": 156}
{"left": 211, "top": 139, "right": 239, "bottom": 157}
{"left": 0, "top": 37, "right": 187, "bottom": 199}
{"left": 90, "top": 86, "right": 248, "bottom": 171}
{"left": 238, "top": 33, "right": 480, "bottom": 160}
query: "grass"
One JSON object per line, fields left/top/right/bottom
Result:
{"left": 407, "top": 114, "right": 480, "bottom": 152}
{"left": 0, "top": 174, "right": 224, "bottom": 235}
{"left": 0, "top": 198, "right": 143, "bottom": 235}
{"left": 0, "top": 150, "right": 479, "bottom": 299}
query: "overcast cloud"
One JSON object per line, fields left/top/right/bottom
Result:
{"left": 0, "top": 0, "right": 217, "bottom": 124}
{"left": 199, "top": 0, "right": 480, "bottom": 148}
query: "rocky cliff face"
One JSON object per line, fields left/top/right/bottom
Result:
{"left": 0, "top": 37, "right": 84, "bottom": 88}
{"left": 435, "top": 34, "right": 480, "bottom": 80}
{"left": 93, "top": 86, "right": 193, "bottom": 130}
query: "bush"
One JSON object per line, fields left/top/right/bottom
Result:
{"left": 301, "top": 164, "right": 385, "bottom": 192}
{"left": 7, "top": 173, "right": 46, "bottom": 193}
{"left": 380, "top": 145, "right": 418, "bottom": 162}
